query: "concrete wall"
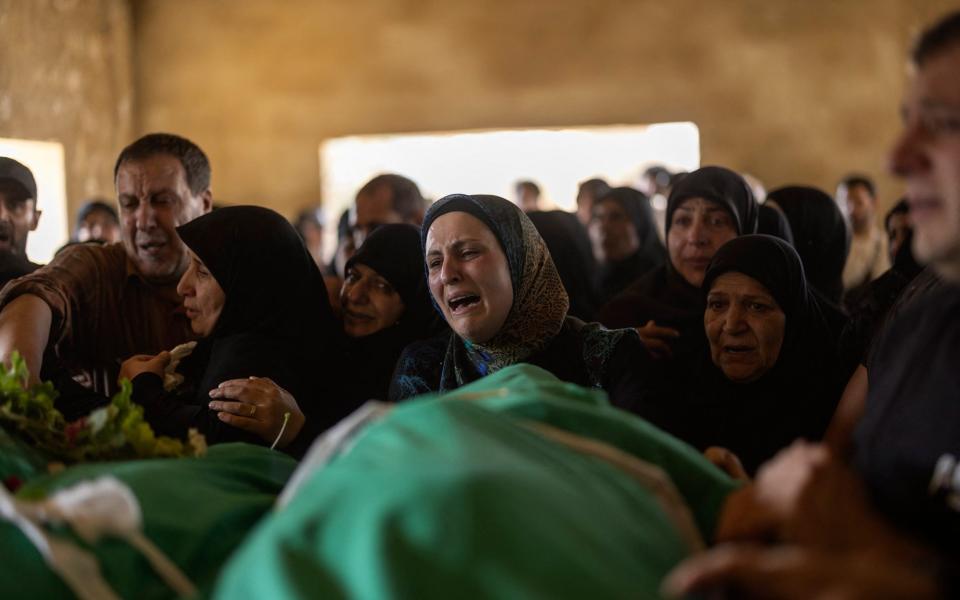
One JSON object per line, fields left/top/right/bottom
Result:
{"left": 132, "top": 0, "right": 958, "bottom": 218}
{"left": 5, "top": 0, "right": 955, "bottom": 226}
{"left": 0, "top": 0, "right": 133, "bottom": 228}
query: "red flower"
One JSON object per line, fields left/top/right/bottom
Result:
{"left": 64, "top": 417, "right": 87, "bottom": 446}
{"left": 3, "top": 475, "right": 23, "bottom": 492}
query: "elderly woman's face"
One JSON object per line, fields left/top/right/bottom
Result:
{"left": 340, "top": 263, "right": 406, "bottom": 338}
{"left": 176, "top": 250, "right": 225, "bottom": 337}
{"left": 425, "top": 212, "right": 514, "bottom": 344}
{"left": 668, "top": 197, "right": 738, "bottom": 287}
{"left": 705, "top": 271, "right": 785, "bottom": 383}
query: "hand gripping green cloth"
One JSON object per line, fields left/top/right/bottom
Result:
{"left": 0, "top": 443, "right": 296, "bottom": 599}
{"left": 214, "top": 364, "right": 738, "bottom": 600}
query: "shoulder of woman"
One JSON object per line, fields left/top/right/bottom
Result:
{"left": 393, "top": 332, "right": 452, "bottom": 371}
{"left": 205, "top": 333, "right": 296, "bottom": 385}
{"left": 388, "top": 334, "right": 452, "bottom": 402}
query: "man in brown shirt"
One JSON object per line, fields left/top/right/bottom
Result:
{"left": 0, "top": 133, "right": 212, "bottom": 391}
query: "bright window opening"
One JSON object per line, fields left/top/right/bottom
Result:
{"left": 319, "top": 122, "right": 700, "bottom": 261}
{"left": 0, "top": 138, "right": 68, "bottom": 264}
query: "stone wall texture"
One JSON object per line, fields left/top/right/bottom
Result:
{"left": 4, "top": 0, "right": 958, "bottom": 223}
{"left": 0, "top": 0, "right": 133, "bottom": 228}
{"left": 131, "top": 0, "right": 960, "bottom": 217}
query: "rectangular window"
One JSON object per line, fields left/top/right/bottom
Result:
{"left": 319, "top": 122, "right": 699, "bottom": 261}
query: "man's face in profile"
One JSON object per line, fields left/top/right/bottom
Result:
{"left": 889, "top": 42, "right": 960, "bottom": 281}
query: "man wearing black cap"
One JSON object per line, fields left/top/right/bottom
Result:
{"left": 0, "top": 157, "right": 42, "bottom": 287}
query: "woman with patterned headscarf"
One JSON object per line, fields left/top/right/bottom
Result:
{"left": 389, "top": 194, "right": 645, "bottom": 403}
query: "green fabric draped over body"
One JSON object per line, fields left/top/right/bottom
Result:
{"left": 0, "top": 443, "right": 295, "bottom": 599}
{"left": 214, "top": 364, "right": 738, "bottom": 600}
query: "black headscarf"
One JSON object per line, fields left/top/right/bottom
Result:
{"left": 178, "top": 206, "right": 337, "bottom": 344}
{"left": 665, "top": 166, "right": 759, "bottom": 238}
{"left": 526, "top": 210, "right": 600, "bottom": 321}
{"left": 694, "top": 235, "right": 843, "bottom": 473}
{"left": 347, "top": 224, "right": 432, "bottom": 322}
{"left": 343, "top": 223, "right": 447, "bottom": 401}
{"left": 702, "top": 235, "right": 816, "bottom": 356}
{"left": 146, "top": 206, "right": 346, "bottom": 447}
{"left": 766, "top": 186, "right": 850, "bottom": 304}
{"left": 593, "top": 187, "right": 666, "bottom": 305}
{"left": 615, "top": 235, "right": 845, "bottom": 474}
{"left": 598, "top": 167, "right": 757, "bottom": 361}
{"left": 757, "top": 203, "right": 795, "bottom": 246}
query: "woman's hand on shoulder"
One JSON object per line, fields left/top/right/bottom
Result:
{"left": 208, "top": 376, "right": 305, "bottom": 448}
{"left": 636, "top": 320, "right": 680, "bottom": 359}
{"left": 119, "top": 351, "right": 170, "bottom": 383}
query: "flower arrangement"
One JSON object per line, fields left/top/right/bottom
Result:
{"left": 0, "top": 352, "right": 206, "bottom": 465}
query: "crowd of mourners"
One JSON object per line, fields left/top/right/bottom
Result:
{"left": 0, "top": 10, "right": 959, "bottom": 599}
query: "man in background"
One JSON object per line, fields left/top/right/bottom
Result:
{"left": 575, "top": 177, "right": 611, "bottom": 227}
{"left": 74, "top": 199, "right": 121, "bottom": 244}
{"left": 350, "top": 173, "right": 424, "bottom": 248}
{"left": 0, "top": 157, "right": 42, "bottom": 288}
{"left": 838, "top": 174, "right": 890, "bottom": 297}
{"left": 514, "top": 180, "right": 542, "bottom": 213}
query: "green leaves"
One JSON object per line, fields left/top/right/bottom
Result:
{"left": 0, "top": 352, "right": 206, "bottom": 464}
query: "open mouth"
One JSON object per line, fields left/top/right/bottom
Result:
{"left": 344, "top": 308, "right": 373, "bottom": 322}
{"left": 723, "top": 345, "right": 755, "bottom": 354}
{"left": 138, "top": 240, "right": 167, "bottom": 255}
{"left": 448, "top": 294, "right": 481, "bottom": 314}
